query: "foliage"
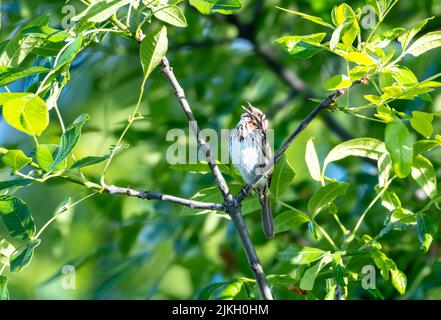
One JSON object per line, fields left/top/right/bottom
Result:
{"left": 0, "top": 0, "right": 441, "bottom": 300}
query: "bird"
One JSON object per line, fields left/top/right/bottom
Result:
{"left": 229, "top": 102, "right": 274, "bottom": 239}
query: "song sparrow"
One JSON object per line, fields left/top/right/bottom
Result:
{"left": 229, "top": 102, "right": 274, "bottom": 239}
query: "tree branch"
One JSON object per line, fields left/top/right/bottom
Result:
{"left": 104, "top": 185, "right": 225, "bottom": 211}
{"left": 159, "top": 57, "right": 233, "bottom": 203}
{"left": 158, "top": 56, "right": 273, "bottom": 300}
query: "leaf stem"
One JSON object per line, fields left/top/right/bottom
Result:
{"left": 313, "top": 221, "right": 339, "bottom": 251}
{"left": 35, "top": 191, "right": 99, "bottom": 239}
{"left": 100, "top": 76, "right": 147, "bottom": 185}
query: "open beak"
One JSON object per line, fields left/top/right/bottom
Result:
{"left": 241, "top": 101, "right": 254, "bottom": 114}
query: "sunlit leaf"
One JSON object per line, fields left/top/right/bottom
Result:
{"left": 2, "top": 94, "right": 49, "bottom": 136}
{"left": 416, "top": 212, "right": 437, "bottom": 252}
{"left": 270, "top": 156, "right": 296, "bottom": 199}
{"left": 411, "top": 155, "right": 437, "bottom": 198}
{"left": 275, "top": 6, "right": 334, "bottom": 29}
{"left": 385, "top": 118, "right": 413, "bottom": 178}
{"left": 324, "top": 74, "right": 352, "bottom": 90}
{"left": 407, "top": 31, "right": 441, "bottom": 57}
{"left": 140, "top": 26, "right": 168, "bottom": 78}
{"left": 305, "top": 138, "right": 322, "bottom": 181}
{"left": 276, "top": 244, "right": 327, "bottom": 265}
{"left": 300, "top": 253, "right": 332, "bottom": 290}
{"left": 190, "top": 0, "right": 243, "bottom": 15}
{"left": 2, "top": 150, "right": 32, "bottom": 170}
{"left": 308, "top": 182, "right": 349, "bottom": 217}
{"left": 50, "top": 114, "right": 90, "bottom": 172}
{"left": 0, "top": 195, "right": 35, "bottom": 241}
{"left": 9, "top": 239, "right": 40, "bottom": 272}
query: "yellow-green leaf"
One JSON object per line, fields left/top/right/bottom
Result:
{"left": 2, "top": 94, "right": 49, "bottom": 136}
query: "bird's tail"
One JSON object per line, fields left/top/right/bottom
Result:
{"left": 259, "top": 189, "right": 274, "bottom": 239}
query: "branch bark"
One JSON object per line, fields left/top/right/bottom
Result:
{"left": 104, "top": 185, "right": 225, "bottom": 211}
{"left": 159, "top": 56, "right": 273, "bottom": 300}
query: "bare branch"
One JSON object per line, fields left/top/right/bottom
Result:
{"left": 229, "top": 205, "right": 274, "bottom": 300}
{"left": 158, "top": 56, "right": 273, "bottom": 300}
{"left": 105, "top": 185, "right": 225, "bottom": 211}
{"left": 159, "top": 57, "right": 233, "bottom": 204}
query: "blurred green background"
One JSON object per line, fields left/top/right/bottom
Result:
{"left": 1, "top": 0, "right": 441, "bottom": 299}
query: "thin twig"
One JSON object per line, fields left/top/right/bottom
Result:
{"left": 105, "top": 185, "right": 225, "bottom": 211}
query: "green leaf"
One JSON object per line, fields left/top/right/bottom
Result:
{"left": 140, "top": 26, "right": 168, "bottom": 79}
{"left": 0, "top": 66, "right": 49, "bottom": 87}
{"left": 416, "top": 212, "right": 438, "bottom": 252}
{"left": 50, "top": 114, "right": 90, "bottom": 171}
{"left": 381, "top": 190, "right": 401, "bottom": 211}
{"left": 390, "top": 66, "right": 418, "bottom": 85}
{"left": 411, "top": 155, "right": 437, "bottom": 198}
{"left": 274, "top": 209, "right": 310, "bottom": 233}
{"left": 276, "top": 244, "right": 327, "bottom": 265}
{"left": 305, "top": 138, "right": 322, "bottom": 181}
{"left": 330, "top": 4, "right": 359, "bottom": 50}
{"left": 308, "top": 181, "right": 349, "bottom": 217}
{"left": 0, "top": 34, "right": 42, "bottom": 67}
{"left": 269, "top": 156, "right": 296, "bottom": 199}
{"left": 366, "top": 0, "right": 389, "bottom": 18}
{"left": 385, "top": 118, "right": 414, "bottom": 178}
{"left": 2, "top": 150, "right": 32, "bottom": 170}
{"left": 0, "top": 92, "right": 30, "bottom": 105}
{"left": 0, "top": 237, "right": 15, "bottom": 268}
{"left": 323, "top": 138, "right": 386, "bottom": 175}
{"left": 0, "top": 275, "right": 9, "bottom": 300}
{"left": 345, "top": 52, "right": 376, "bottom": 66}
{"left": 398, "top": 17, "right": 433, "bottom": 52}
{"left": 372, "top": 250, "right": 395, "bottom": 280}
{"left": 413, "top": 139, "right": 441, "bottom": 156}
{"left": 378, "top": 153, "right": 392, "bottom": 188}
{"left": 0, "top": 179, "right": 33, "bottom": 191}
{"left": 73, "top": 0, "right": 131, "bottom": 23}
{"left": 275, "top": 33, "right": 326, "bottom": 59}
{"left": 188, "top": 0, "right": 238, "bottom": 14}
{"left": 410, "top": 111, "right": 433, "bottom": 138}
{"left": 390, "top": 268, "right": 407, "bottom": 295}
{"left": 324, "top": 74, "right": 352, "bottom": 90}
{"left": 407, "top": 31, "right": 441, "bottom": 57}
{"left": 300, "top": 253, "right": 332, "bottom": 290}
{"left": 196, "top": 279, "right": 247, "bottom": 300}
{"left": 190, "top": 0, "right": 242, "bottom": 15}
{"left": 35, "top": 144, "right": 67, "bottom": 172}
{"left": 2, "top": 94, "right": 49, "bottom": 136}
{"left": 153, "top": 5, "right": 187, "bottom": 27}
{"left": 0, "top": 195, "right": 36, "bottom": 241}
{"left": 171, "top": 161, "right": 239, "bottom": 178}
{"left": 275, "top": 6, "right": 334, "bottom": 29}
{"left": 71, "top": 155, "right": 108, "bottom": 169}
{"left": 9, "top": 239, "right": 40, "bottom": 272}
{"left": 370, "top": 28, "right": 404, "bottom": 49}
{"left": 55, "top": 36, "right": 83, "bottom": 68}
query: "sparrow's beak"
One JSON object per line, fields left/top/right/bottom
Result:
{"left": 241, "top": 101, "right": 254, "bottom": 113}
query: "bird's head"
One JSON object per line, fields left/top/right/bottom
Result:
{"left": 240, "top": 102, "right": 268, "bottom": 129}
